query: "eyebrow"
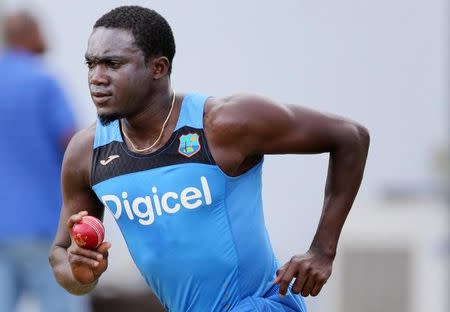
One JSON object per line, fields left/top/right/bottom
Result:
{"left": 84, "top": 54, "right": 126, "bottom": 61}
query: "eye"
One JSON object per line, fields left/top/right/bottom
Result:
{"left": 107, "top": 61, "right": 121, "bottom": 69}
{"left": 85, "top": 61, "right": 94, "bottom": 69}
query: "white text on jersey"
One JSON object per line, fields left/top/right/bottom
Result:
{"left": 101, "top": 176, "right": 212, "bottom": 225}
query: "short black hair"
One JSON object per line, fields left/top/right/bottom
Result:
{"left": 94, "top": 6, "right": 176, "bottom": 74}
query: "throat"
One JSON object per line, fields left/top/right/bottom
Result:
{"left": 120, "top": 91, "right": 178, "bottom": 153}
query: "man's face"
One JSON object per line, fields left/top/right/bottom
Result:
{"left": 28, "top": 22, "right": 47, "bottom": 54}
{"left": 85, "top": 27, "right": 153, "bottom": 125}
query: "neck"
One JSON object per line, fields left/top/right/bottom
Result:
{"left": 121, "top": 86, "right": 177, "bottom": 149}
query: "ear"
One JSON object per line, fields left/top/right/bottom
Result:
{"left": 150, "top": 56, "right": 170, "bottom": 79}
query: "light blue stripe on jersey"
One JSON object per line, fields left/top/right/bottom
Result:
{"left": 175, "top": 93, "right": 209, "bottom": 130}
{"left": 93, "top": 119, "right": 122, "bottom": 149}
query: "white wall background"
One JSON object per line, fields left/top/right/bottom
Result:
{"left": 1, "top": 1, "right": 448, "bottom": 311}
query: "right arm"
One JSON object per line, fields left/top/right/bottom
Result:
{"left": 49, "top": 126, "right": 111, "bottom": 295}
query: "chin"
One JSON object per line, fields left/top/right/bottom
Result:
{"left": 98, "top": 112, "right": 122, "bottom": 126}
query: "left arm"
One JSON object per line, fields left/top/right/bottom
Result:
{"left": 269, "top": 103, "right": 370, "bottom": 297}
{"left": 206, "top": 94, "right": 370, "bottom": 297}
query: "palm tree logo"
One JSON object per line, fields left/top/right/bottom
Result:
{"left": 178, "top": 133, "right": 201, "bottom": 157}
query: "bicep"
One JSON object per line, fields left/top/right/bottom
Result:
{"left": 236, "top": 96, "right": 365, "bottom": 155}
{"left": 52, "top": 131, "right": 104, "bottom": 248}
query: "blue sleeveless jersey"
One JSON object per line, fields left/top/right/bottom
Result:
{"left": 91, "top": 93, "right": 306, "bottom": 312}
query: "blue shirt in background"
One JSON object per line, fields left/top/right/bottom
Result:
{"left": 0, "top": 50, "right": 76, "bottom": 241}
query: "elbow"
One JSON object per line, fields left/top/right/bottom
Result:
{"left": 48, "top": 245, "right": 64, "bottom": 289}
{"left": 48, "top": 245, "right": 97, "bottom": 296}
{"left": 355, "top": 123, "right": 370, "bottom": 152}
{"left": 338, "top": 121, "right": 370, "bottom": 154}
{"left": 48, "top": 244, "right": 60, "bottom": 270}
{"left": 48, "top": 247, "right": 56, "bottom": 269}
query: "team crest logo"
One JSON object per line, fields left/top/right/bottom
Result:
{"left": 178, "top": 133, "right": 201, "bottom": 157}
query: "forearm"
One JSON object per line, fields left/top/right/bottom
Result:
{"left": 49, "top": 245, "right": 98, "bottom": 295}
{"left": 310, "top": 124, "right": 370, "bottom": 257}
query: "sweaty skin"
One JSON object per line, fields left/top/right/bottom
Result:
{"left": 49, "top": 27, "right": 369, "bottom": 297}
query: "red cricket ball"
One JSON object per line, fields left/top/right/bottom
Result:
{"left": 71, "top": 216, "right": 105, "bottom": 250}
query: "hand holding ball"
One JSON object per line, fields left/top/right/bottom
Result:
{"left": 71, "top": 216, "right": 105, "bottom": 249}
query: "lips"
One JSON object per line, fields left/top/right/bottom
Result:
{"left": 91, "top": 91, "right": 112, "bottom": 104}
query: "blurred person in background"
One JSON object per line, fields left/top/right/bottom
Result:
{"left": 0, "top": 10, "right": 89, "bottom": 312}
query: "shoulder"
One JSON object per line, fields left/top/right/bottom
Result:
{"left": 20, "top": 65, "right": 65, "bottom": 98}
{"left": 204, "top": 94, "right": 292, "bottom": 141}
{"left": 205, "top": 93, "right": 291, "bottom": 126}
{"left": 64, "top": 124, "right": 95, "bottom": 161}
{"left": 202, "top": 94, "right": 289, "bottom": 169}
{"left": 1, "top": 53, "right": 55, "bottom": 85}
{"left": 35, "top": 70, "right": 63, "bottom": 91}
{"left": 18, "top": 59, "right": 65, "bottom": 93}
{"left": 62, "top": 124, "right": 96, "bottom": 185}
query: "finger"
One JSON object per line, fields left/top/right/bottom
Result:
{"left": 273, "top": 263, "right": 288, "bottom": 284}
{"left": 96, "top": 242, "right": 111, "bottom": 256}
{"left": 278, "top": 263, "right": 298, "bottom": 297}
{"left": 69, "top": 254, "right": 100, "bottom": 268}
{"left": 300, "top": 276, "right": 316, "bottom": 297}
{"left": 67, "top": 211, "right": 88, "bottom": 229}
{"left": 69, "top": 245, "right": 104, "bottom": 261}
{"left": 291, "top": 273, "right": 308, "bottom": 294}
{"left": 310, "top": 282, "right": 325, "bottom": 297}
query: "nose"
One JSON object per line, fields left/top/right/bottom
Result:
{"left": 89, "top": 65, "right": 109, "bottom": 86}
